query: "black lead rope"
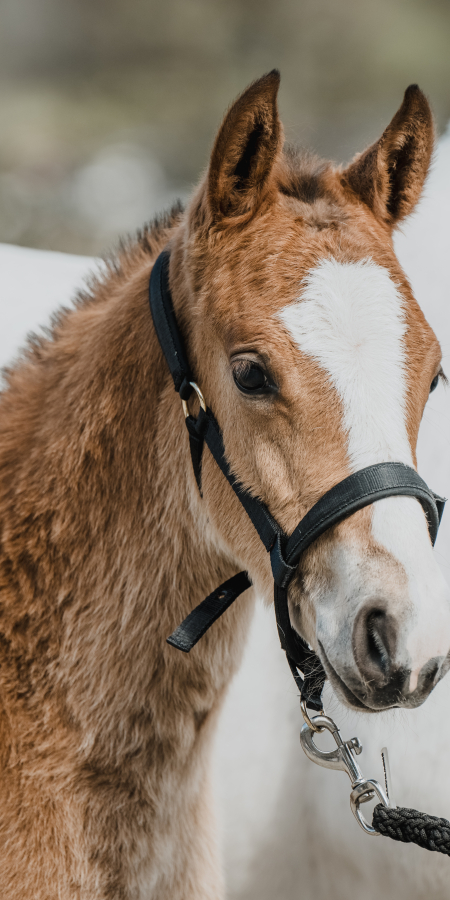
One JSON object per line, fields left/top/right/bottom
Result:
{"left": 373, "top": 805, "right": 450, "bottom": 856}
{"left": 149, "top": 247, "right": 449, "bottom": 852}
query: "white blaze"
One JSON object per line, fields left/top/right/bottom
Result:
{"left": 278, "top": 257, "right": 411, "bottom": 470}
{"left": 278, "top": 257, "right": 450, "bottom": 689}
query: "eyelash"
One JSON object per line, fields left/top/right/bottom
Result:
{"left": 232, "top": 359, "right": 275, "bottom": 395}
{"left": 430, "top": 369, "right": 447, "bottom": 394}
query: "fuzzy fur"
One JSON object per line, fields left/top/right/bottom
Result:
{"left": 0, "top": 74, "right": 446, "bottom": 897}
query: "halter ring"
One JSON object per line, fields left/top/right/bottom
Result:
{"left": 300, "top": 699, "right": 325, "bottom": 732}
{"left": 181, "top": 382, "right": 206, "bottom": 419}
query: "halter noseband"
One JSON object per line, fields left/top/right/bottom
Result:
{"left": 149, "top": 248, "right": 446, "bottom": 711}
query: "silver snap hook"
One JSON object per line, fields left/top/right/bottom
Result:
{"left": 300, "top": 711, "right": 391, "bottom": 835}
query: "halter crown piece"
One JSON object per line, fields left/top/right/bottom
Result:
{"left": 149, "top": 248, "right": 446, "bottom": 712}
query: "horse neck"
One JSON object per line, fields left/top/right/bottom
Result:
{"left": 0, "top": 233, "right": 254, "bottom": 762}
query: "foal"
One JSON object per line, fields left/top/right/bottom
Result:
{"left": 1, "top": 72, "right": 449, "bottom": 899}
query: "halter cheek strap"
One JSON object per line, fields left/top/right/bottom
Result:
{"left": 149, "top": 249, "right": 446, "bottom": 712}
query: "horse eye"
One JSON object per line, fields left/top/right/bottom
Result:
{"left": 232, "top": 360, "right": 269, "bottom": 394}
{"left": 430, "top": 374, "right": 440, "bottom": 394}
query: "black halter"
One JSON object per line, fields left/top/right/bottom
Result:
{"left": 149, "top": 248, "right": 446, "bottom": 711}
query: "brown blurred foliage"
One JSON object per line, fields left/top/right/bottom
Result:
{"left": 0, "top": 0, "right": 449, "bottom": 254}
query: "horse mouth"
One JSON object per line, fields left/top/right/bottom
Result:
{"left": 318, "top": 640, "right": 447, "bottom": 711}
{"left": 317, "top": 641, "right": 388, "bottom": 712}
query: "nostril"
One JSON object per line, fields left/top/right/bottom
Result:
{"left": 420, "top": 660, "right": 440, "bottom": 692}
{"left": 429, "top": 662, "right": 439, "bottom": 684}
{"left": 366, "top": 611, "right": 390, "bottom": 675}
{"left": 353, "top": 604, "right": 396, "bottom": 687}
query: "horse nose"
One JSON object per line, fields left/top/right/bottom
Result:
{"left": 351, "top": 603, "right": 449, "bottom": 707}
{"left": 352, "top": 605, "right": 396, "bottom": 688}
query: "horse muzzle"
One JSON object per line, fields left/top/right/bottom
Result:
{"left": 315, "top": 583, "right": 450, "bottom": 711}
{"left": 319, "top": 638, "right": 450, "bottom": 711}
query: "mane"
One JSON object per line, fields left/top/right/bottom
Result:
{"left": 279, "top": 145, "right": 330, "bottom": 203}
{"left": 277, "top": 145, "right": 348, "bottom": 229}
{"left": 1, "top": 200, "right": 185, "bottom": 385}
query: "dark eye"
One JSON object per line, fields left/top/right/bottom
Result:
{"left": 430, "top": 374, "right": 440, "bottom": 394}
{"left": 232, "top": 360, "right": 270, "bottom": 394}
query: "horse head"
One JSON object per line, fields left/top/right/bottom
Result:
{"left": 170, "top": 71, "right": 450, "bottom": 712}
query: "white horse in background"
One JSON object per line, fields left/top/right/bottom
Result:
{"left": 1, "top": 130, "right": 449, "bottom": 900}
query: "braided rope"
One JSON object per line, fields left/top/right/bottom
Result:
{"left": 373, "top": 804, "right": 450, "bottom": 855}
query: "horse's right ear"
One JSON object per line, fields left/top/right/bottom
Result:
{"left": 342, "top": 85, "right": 434, "bottom": 227}
{"left": 207, "top": 70, "right": 282, "bottom": 222}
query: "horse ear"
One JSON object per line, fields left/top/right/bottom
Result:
{"left": 342, "top": 85, "right": 434, "bottom": 227}
{"left": 208, "top": 70, "right": 282, "bottom": 221}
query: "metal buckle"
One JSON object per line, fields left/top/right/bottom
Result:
{"left": 181, "top": 382, "right": 206, "bottom": 419}
{"left": 300, "top": 711, "right": 393, "bottom": 835}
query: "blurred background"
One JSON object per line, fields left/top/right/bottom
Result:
{"left": 1, "top": 0, "right": 450, "bottom": 256}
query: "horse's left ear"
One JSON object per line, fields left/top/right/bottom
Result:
{"left": 342, "top": 85, "right": 434, "bottom": 227}
{"left": 207, "top": 70, "right": 283, "bottom": 222}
